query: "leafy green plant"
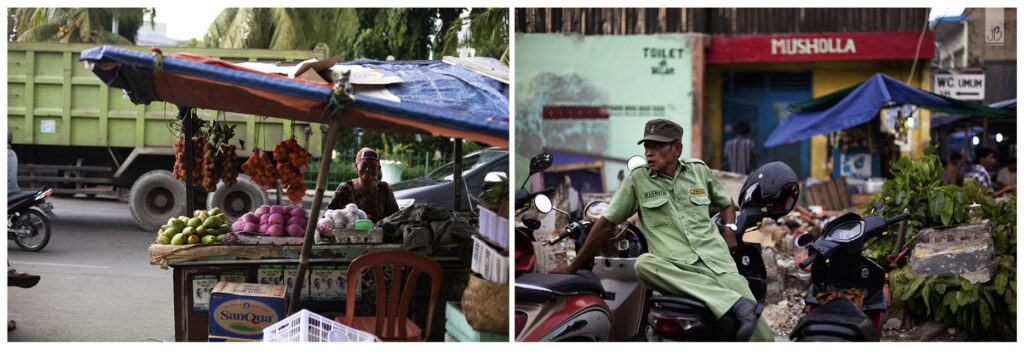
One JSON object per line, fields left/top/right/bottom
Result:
{"left": 380, "top": 133, "right": 415, "bottom": 165}
{"left": 864, "top": 146, "right": 1016, "bottom": 337}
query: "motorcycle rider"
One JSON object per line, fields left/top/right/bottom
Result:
{"left": 550, "top": 118, "right": 772, "bottom": 341}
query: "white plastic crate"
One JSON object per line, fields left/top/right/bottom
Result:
{"left": 470, "top": 235, "right": 508, "bottom": 284}
{"left": 477, "top": 206, "right": 509, "bottom": 249}
{"left": 262, "top": 309, "right": 376, "bottom": 342}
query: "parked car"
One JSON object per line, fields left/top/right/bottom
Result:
{"left": 391, "top": 147, "right": 509, "bottom": 212}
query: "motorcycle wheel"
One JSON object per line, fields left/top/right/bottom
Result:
{"left": 13, "top": 209, "right": 51, "bottom": 252}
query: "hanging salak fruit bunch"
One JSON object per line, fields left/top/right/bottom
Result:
{"left": 191, "top": 137, "right": 207, "bottom": 184}
{"left": 173, "top": 138, "right": 186, "bottom": 181}
{"left": 205, "top": 121, "right": 238, "bottom": 189}
{"left": 221, "top": 145, "right": 239, "bottom": 187}
{"left": 201, "top": 140, "right": 222, "bottom": 192}
{"left": 241, "top": 149, "right": 278, "bottom": 189}
{"left": 273, "top": 137, "right": 310, "bottom": 204}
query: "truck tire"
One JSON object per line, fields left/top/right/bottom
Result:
{"left": 206, "top": 174, "right": 267, "bottom": 223}
{"left": 129, "top": 170, "right": 186, "bottom": 232}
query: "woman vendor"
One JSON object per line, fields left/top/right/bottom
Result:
{"left": 327, "top": 147, "right": 399, "bottom": 223}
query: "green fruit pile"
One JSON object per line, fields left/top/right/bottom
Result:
{"left": 156, "top": 207, "right": 231, "bottom": 245}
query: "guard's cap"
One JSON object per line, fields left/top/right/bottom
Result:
{"left": 637, "top": 118, "right": 683, "bottom": 144}
{"left": 355, "top": 147, "right": 380, "bottom": 166}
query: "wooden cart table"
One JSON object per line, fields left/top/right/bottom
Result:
{"left": 151, "top": 243, "right": 470, "bottom": 341}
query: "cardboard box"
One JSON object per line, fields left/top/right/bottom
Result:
{"left": 292, "top": 55, "right": 342, "bottom": 84}
{"left": 208, "top": 282, "right": 287, "bottom": 340}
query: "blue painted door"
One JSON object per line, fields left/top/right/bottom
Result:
{"left": 722, "top": 72, "right": 812, "bottom": 178}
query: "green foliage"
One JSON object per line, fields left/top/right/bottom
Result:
{"left": 199, "top": 8, "right": 504, "bottom": 62}
{"left": 379, "top": 133, "right": 415, "bottom": 164}
{"left": 201, "top": 8, "right": 359, "bottom": 58}
{"left": 438, "top": 8, "right": 509, "bottom": 63}
{"left": 870, "top": 148, "right": 1016, "bottom": 337}
{"left": 10, "top": 8, "right": 154, "bottom": 44}
{"left": 351, "top": 8, "right": 445, "bottom": 60}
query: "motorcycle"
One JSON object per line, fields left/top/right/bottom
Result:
{"left": 646, "top": 160, "right": 801, "bottom": 341}
{"left": 514, "top": 153, "right": 555, "bottom": 277}
{"left": 8, "top": 186, "right": 56, "bottom": 252}
{"left": 789, "top": 199, "right": 910, "bottom": 341}
{"left": 515, "top": 192, "right": 649, "bottom": 341}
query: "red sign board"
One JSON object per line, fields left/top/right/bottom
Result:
{"left": 706, "top": 31, "right": 934, "bottom": 63}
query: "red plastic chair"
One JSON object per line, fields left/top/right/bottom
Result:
{"left": 335, "top": 250, "right": 443, "bottom": 341}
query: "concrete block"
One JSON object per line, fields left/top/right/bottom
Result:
{"left": 908, "top": 221, "right": 994, "bottom": 284}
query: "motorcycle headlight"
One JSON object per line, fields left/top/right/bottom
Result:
{"left": 396, "top": 199, "right": 415, "bottom": 210}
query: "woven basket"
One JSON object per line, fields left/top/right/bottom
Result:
{"left": 460, "top": 273, "right": 509, "bottom": 334}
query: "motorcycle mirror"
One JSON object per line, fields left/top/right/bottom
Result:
{"left": 872, "top": 198, "right": 886, "bottom": 214}
{"left": 627, "top": 155, "right": 647, "bottom": 171}
{"left": 534, "top": 194, "right": 553, "bottom": 214}
{"left": 794, "top": 232, "right": 816, "bottom": 249}
{"left": 529, "top": 153, "right": 553, "bottom": 176}
{"left": 521, "top": 153, "right": 553, "bottom": 190}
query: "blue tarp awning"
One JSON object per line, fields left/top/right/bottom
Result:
{"left": 764, "top": 73, "right": 1006, "bottom": 147}
{"left": 79, "top": 46, "right": 509, "bottom": 147}
{"left": 932, "top": 98, "right": 1016, "bottom": 128}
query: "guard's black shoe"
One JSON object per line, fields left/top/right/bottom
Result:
{"left": 726, "top": 297, "right": 762, "bottom": 341}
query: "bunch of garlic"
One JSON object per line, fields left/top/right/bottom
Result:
{"left": 318, "top": 203, "right": 368, "bottom": 230}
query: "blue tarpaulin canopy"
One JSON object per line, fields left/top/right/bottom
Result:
{"left": 764, "top": 73, "right": 1006, "bottom": 147}
{"left": 79, "top": 46, "right": 509, "bottom": 147}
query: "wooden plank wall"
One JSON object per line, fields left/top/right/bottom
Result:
{"left": 515, "top": 8, "right": 930, "bottom": 35}
{"left": 804, "top": 177, "right": 853, "bottom": 211}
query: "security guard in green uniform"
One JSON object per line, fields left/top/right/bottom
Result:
{"left": 551, "top": 118, "right": 772, "bottom": 341}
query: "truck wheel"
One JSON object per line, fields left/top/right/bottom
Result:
{"left": 129, "top": 170, "right": 186, "bottom": 232}
{"left": 207, "top": 174, "right": 267, "bottom": 223}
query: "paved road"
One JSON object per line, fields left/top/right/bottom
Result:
{"left": 7, "top": 196, "right": 175, "bottom": 342}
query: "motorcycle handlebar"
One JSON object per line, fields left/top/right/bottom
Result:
{"left": 885, "top": 212, "right": 911, "bottom": 226}
{"left": 546, "top": 229, "right": 571, "bottom": 246}
{"left": 798, "top": 252, "right": 818, "bottom": 269}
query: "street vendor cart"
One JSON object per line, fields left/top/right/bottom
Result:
{"left": 80, "top": 46, "right": 509, "bottom": 341}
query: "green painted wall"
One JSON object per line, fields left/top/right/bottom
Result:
{"left": 515, "top": 33, "right": 694, "bottom": 189}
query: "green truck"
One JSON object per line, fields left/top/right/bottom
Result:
{"left": 8, "top": 42, "right": 326, "bottom": 231}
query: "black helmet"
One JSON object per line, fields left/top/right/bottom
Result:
{"left": 737, "top": 162, "right": 800, "bottom": 219}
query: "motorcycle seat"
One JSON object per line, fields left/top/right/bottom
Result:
{"left": 791, "top": 298, "right": 878, "bottom": 341}
{"left": 8, "top": 191, "right": 35, "bottom": 206}
{"left": 515, "top": 270, "right": 605, "bottom": 300}
{"left": 648, "top": 295, "right": 714, "bottom": 319}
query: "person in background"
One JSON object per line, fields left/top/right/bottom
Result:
{"left": 327, "top": 147, "right": 399, "bottom": 223}
{"left": 8, "top": 133, "right": 40, "bottom": 332}
{"left": 941, "top": 152, "right": 963, "bottom": 185}
{"left": 995, "top": 158, "right": 1016, "bottom": 194}
{"left": 723, "top": 121, "right": 759, "bottom": 175}
{"left": 9, "top": 262, "right": 41, "bottom": 332}
{"left": 964, "top": 147, "right": 1015, "bottom": 197}
{"left": 8, "top": 131, "right": 18, "bottom": 192}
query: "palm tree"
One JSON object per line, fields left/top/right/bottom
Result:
{"left": 201, "top": 8, "right": 465, "bottom": 61}
{"left": 201, "top": 8, "right": 358, "bottom": 58}
{"left": 439, "top": 8, "right": 509, "bottom": 64}
{"left": 9, "top": 8, "right": 153, "bottom": 44}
